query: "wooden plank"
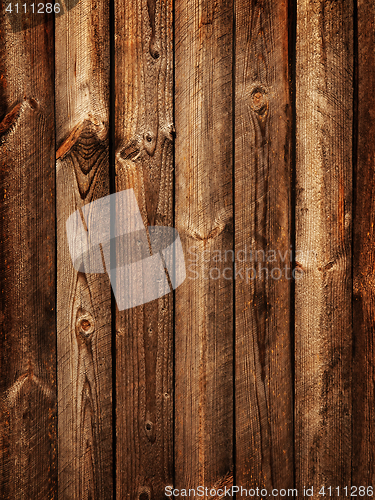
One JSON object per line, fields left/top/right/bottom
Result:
{"left": 174, "top": 0, "right": 234, "bottom": 491}
{"left": 114, "top": 0, "right": 174, "bottom": 497}
{"left": 0, "top": 10, "right": 57, "bottom": 500}
{"left": 234, "top": 0, "right": 294, "bottom": 494}
{"left": 295, "top": 0, "right": 353, "bottom": 492}
{"left": 55, "top": 0, "right": 113, "bottom": 497}
{"left": 352, "top": 0, "right": 375, "bottom": 488}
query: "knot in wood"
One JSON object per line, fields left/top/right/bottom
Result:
{"left": 28, "top": 98, "right": 38, "bottom": 110}
{"left": 138, "top": 486, "right": 152, "bottom": 500}
{"left": 144, "top": 131, "right": 157, "bottom": 156}
{"left": 144, "top": 419, "right": 156, "bottom": 442}
{"left": 119, "top": 139, "right": 141, "bottom": 162}
{"left": 76, "top": 311, "right": 95, "bottom": 338}
{"left": 81, "top": 319, "right": 91, "bottom": 331}
{"left": 151, "top": 48, "right": 160, "bottom": 59}
{"left": 250, "top": 86, "right": 268, "bottom": 116}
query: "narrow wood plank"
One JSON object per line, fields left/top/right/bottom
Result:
{"left": 55, "top": 0, "right": 112, "bottom": 497}
{"left": 234, "top": 0, "right": 294, "bottom": 494}
{"left": 114, "top": 0, "right": 174, "bottom": 497}
{"left": 0, "top": 11, "right": 57, "bottom": 500}
{"left": 352, "top": 0, "right": 375, "bottom": 488}
{"left": 174, "top": 0, "right": 234, "bottom": 491}
{"left": 295, "top": 0, "right": 353, "bottom": 492}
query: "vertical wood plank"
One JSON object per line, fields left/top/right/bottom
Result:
{"left": 234, "top": 0, "right": 294, "bottom": 494}
{"left": 352, "top": 0, "right": 375, "bottom": 488}
{"left": 55, "top": 0, "right": 113, "bottom": 497}
{"left": 295, "top": 0, "right": 353, "bottom": 492}
{"left": 174, "top": 0, "right": 234, "bottom": 490}
{"left": 114, "top": 0, "right": 174, "bottom": 498}
{"left": 0, "top": 10, "right": 56, "bottom": 500}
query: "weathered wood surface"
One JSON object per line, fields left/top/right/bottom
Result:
{"left": 295, "top": 0, "right": 353, "bottom": 494}
{"left": 2, "top": 1, "right": 375, "bottom": 497}
{"left": 114, "top": 0, "right": 174, "bottom": 497}
{"left": 174, "top": 0, "right": 234, "bottom": 492}
{"left": 55, "top": 0, "right": 113, "bottom": 497}
{"left": 352, "top": 0, "right": 375, "bottom": 488}
{"left": 0, "top": 10, "right": 57, "bottom": 500}
{"left": 234, "top": 0, "right": 294, "bottom": 495}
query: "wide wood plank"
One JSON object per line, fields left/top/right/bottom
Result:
{"left": 55, "top": 0, "right": 113, "bottom": 497}
{"left": 0, "top": 10, "right": 56, "bottom": 500}
{"left": 295, "top": 0, "right": 353, "bottom": 492}
{"left": 174, "top": 0, "right": 234, "bottom": 491}
{"left": 114, "top": 0, "right": 174, "bottom": 497}
{"left": 234, "top": 0, "right": 294, "bottom": 494}
{"left": 352, "top": 0, "right": 375, "bottom": 488}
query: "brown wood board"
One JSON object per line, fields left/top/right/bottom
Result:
{"left": 295, "top": 0, "right": 353, "bottom": 494}
{"left": 234, "top": 0, "right": 294, "bottom": 495}
{"left": 174, "top": 0, "right": 234, "bottom": 491}
{"left": 55, "top": 0, "right": 113, "bottom": 497}
{"left": 0, "top": 9, "right": 57, "bottom": 500}
{"left": 114, "top": 0, "right": 174, "bottom": 498}
{"left": 352, "top": 0, "right": 375, "bottom": 489}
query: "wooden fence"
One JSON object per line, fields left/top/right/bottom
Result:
{"left": 0, "top": 0, "right": 374, "bottom": 498}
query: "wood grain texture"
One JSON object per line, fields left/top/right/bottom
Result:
{"left": 234, "top": 0, "right": 294, "bottom": 494}
{"left": 114, "top": 0, "right": 174, "bottom": 498}
{"left": 0, "top": 10, "right": 56, "bottom": 500}
{"left": 295, "top": 0, "right": 353, "bottom": 494}
{"left": 55, "top": 0, "right": 112, "bottom": 497}
{"left": 174, "top": 0, "right": 234, "bottom": 491}
{"left": 352, "top": 0, "right": 375, "bottom": 488}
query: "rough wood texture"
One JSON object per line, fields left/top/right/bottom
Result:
{"left": 2, "top": 3, "right": 375, "bottom": 497}
{"left": 174, "top": 0, "right": 234, "bottom": 491}
{"left": 114, "top": 0, "right": 174, "bottom": 498}
{"left": 295, "top": 0, "right": 353, "bottom": 493}
{"left": 352, "top": 0, "right": 375, "bottom": 488}
{"left": 55, "top": 0, "right": 113, "bottom": 497}
{"left": 235, "top": 0, "right": 294, "bottom": 494}
{"left": 0, "top": 11, "right": 56, "bottom": 500}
